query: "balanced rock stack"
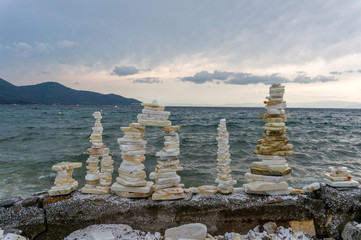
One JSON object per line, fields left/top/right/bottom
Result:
{"left": 323, "top": 166, "right": 359, "bottom": 188}
{"left": 49, "top": 162, "right": 82, "bottom": 196}
{"left": 150, "top": 125, "right": 185, "bottom": 200}
{"left": 137, "top": 100, "right": 171, "bottom": 127}
{"left": 82, "top": 112, "right": 112, "bottom": 194}
{"left": 111, "top": 123, "right": 154, "bottom": 198}
{"left": 243, "top": 84, "right": 294, "bottom": 195}
{"left": 215, "top": 118, "right": 236, "bottom": 194}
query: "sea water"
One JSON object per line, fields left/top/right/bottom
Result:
{"left": 1, "top": 105, "right": 361, "bottom": 199}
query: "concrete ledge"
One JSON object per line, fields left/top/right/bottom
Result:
{"left": 1, "top": 186, "right": 361, "bottom": 239}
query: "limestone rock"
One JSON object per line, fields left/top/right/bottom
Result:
{"left": 215, "top": 118, "right": 236, "bottom": 194}
{"left": 263, "top": 221, "right": 277, "bottom": 234}
{"left": 289, "top": 219, "right": 316, "bottom": 237}
{"left": 2, "top": 233, "right": 28, "bottom": 240}
{"left": 49, "top": 162, "right": 82, "bottom": 196}
{"left": 165, "top": 223, "right": 207, "bottom": 240}
{"left": 323, "top": 179, "right": 359, "bottom": 188}
{"left": 341, "top": 222, "right": 361, "bottom": 240}
{"left": 151, "top": 125, "right": 185, "bottom": 200}
{"left": 91, "top": 231, "right": 115, "bottom": 240}
{"left": 82, "top": 112, "right": 114, "bottom": 195}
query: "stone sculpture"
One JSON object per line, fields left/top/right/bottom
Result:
{"left": 49, "top": 162, "right": 82, "bottom": 196}
{"left": 243, "top": 84, "right": 294, "bottom": 195}
{"left": 323, "top": 166, "right": 359, "bottom": 188}
{"left": 215, "top": 118, "right": 236, "bottom": 194}
{"left": 82, "top": 111, "right": 114, "bottom": 194}
{"left": 112, "top": 100, "right": 185, "bottom": 200}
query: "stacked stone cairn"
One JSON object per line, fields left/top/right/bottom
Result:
{"left": 49, "top": 162, "right": 82, "bottom": 196}
{"left": 243, "top": 84, "right": 294, "bottom": 195}
{"left": 82, "top": 111, "right": 113, "bottom": 194}
{"left": 111, "top": 100, "right": 185, "bottom": 199}
{"left": 215, "top": 118, "right": 236, "bottom": 194}
{"left": 111, "top": 122, "right": 153, "bottom": 198}
{"left": 323, "top": 166, "right": 359, "bottom": 188}
{"left": 137, "top": 100, "right": 171, "bottom": 127}
{"left": 150, "top": 125, "right": 185, "bottom": 200}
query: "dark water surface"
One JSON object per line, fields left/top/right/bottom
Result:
{"left": 1, "top": 105, "right": 361, "bottom": 199}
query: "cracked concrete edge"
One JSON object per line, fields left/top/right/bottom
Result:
{"left": 1, "top": 185, "right": 361, "bottom": 239}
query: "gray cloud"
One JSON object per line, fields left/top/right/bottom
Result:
{"left": 226, "top": 73, "right": 288, "bottom": 85}
{"left": 111, "top": 66, "right": 139, "bottom": 76}
{"left": 345, "top": 70, "right": 354, "bottom": 73}
{"left": 181, "top": 70, "right": 337, "bottom": 85}
{"left": 181, "top": 70, "right": 231, "bottom": 84}
{"left": 358, "top": 69, "right": 361, "bottom": 73}
{"left": 1, "top": 1, "right": 360, "bottom": 88}
{"left": 293, "top": 74, "right": 337, "bottom": 84}
{"left": 133, "top": 77, "right": 160, "bottom": 84}
{"left": 329, "top": 71, "right": 342, "bottom": 75}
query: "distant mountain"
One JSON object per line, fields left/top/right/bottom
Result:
{"left": 0, "top": 78, "right": 140, "bottom": 105}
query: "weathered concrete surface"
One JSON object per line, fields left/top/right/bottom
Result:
{"left": 0, "top": 202, "right": 46, "bottom": 239}
{"left": 318, "top": 187, "right": 361, "bottom": 239}
{"left": 0, "top": 186, "right": 360, "bottom": 240}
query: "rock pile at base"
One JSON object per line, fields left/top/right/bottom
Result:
{"left": 323, "top": 166, "right": 359, "bottom": 188}
{"left": 48, "top": 162, "right": 82, "bottom": 196}
{"left": 82, "top": 111, "right": 114, "bottom": 194}
{"left": 111, "top": 123, "right": 153, "bottom": 198}
{"left": 65, "top": 222, "right": 313, "bottom": 240}
{"left": 150, "top": 125, "right": 185, "bottom": 200}
{"left": 215, "top": 118, "right": 236, "bottom": 194}
{"left": 243, "top": 84, "right": 294, "bottom": 195}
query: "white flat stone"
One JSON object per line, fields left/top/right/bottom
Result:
{"left": 256, "top": 155, "right": 286, "bottom": 161}
{"left": 156, "top": 151, "right": 180, "bottom": 158}
{"left": 121, "top": 150, "right": 146, "bottom": 155}
{"left": 142, "top": 109, "right": 171, "bottom": 116}
{"left": 119, "top": 145, "right": 146, "bottom": 151}
{"left": 2, "top": 233, "right": 27, "bottom": 240}
{"left": 244, "top": 181, "right": 289, "bottom": 191}
{"left": 119, "top": 164, "right": 145, "bottom": 173}
{"left": 52, "top": 162, "right": 82, "bottom": 171}
{"left": 117, "top": 138, "right": 147, "bottom": 145}
{"left": 149, "top": 171, "right": 177, "bottom": 179}
{"left": 91, "top": 231, "right": 115, "bottom": 240}
{"left": 118, "top": 174, "right": 145, "bottom": 182}
{"left": 138, "top": 119, "right": 171, "bottom": 127}
{"left": 233, "top": 187, "right": 245, "bottom": 193}
{"left": 324, "top": 172, "right": 352, "bottom": 181}
{"left": 111, "top": 181, "right": 153, "bottom": 193}
{"left": 49, "top": 181, "right": 78, "bottom": 196}
{"left": 252, "top": 162, "right": 289, "bottom": 171}
{"left": 268, "top": 109, "right": 285, "bottom": 114}
{"left": 85, "top": 173, "right": 100, "bottom": 181}
{"left": 303, "top": 182, "right": 321, "bottom": 192}
{"left": 262, "top": 159, "right": 287, "bottom": 165}
{"left": 215, "top": 179, "right": 236, "bottom": 186}
{"left": 245, "top": 173, "right": 288, "bottom": 183}
{"left": 165, "top": 223, "right": 207, "bottom": 240}
{"left": 156, "top": 175, "right": 181, "bottom": 184}
{"left": 116, "top": 177, "right": 146, "bottom": 187}
{"left": 323, "top": 178, "right": 359, "bottom": 188}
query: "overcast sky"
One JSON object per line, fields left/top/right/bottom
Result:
{"left": 1, "top": 0, "right": 361, "bottom": 106}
